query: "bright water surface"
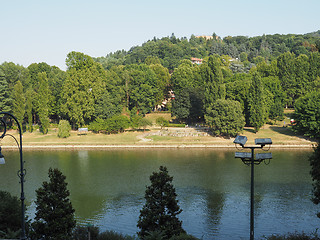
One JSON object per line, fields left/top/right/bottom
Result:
{"left": 0, "top": 149, "right": 318, "bottom": 239}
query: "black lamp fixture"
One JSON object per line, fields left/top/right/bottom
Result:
{"left": 234, "top": 135, "right": 272, "bottom": 240}
{"left": 0, "top": 112, "right": 26, "bottom": 240}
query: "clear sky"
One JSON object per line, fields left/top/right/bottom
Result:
{"left": 1, "top": 0, "right": 319, "bottom": 70}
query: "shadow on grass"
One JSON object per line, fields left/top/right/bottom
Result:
{"left": 269, "top": 126, "right": 296, "bottom": 137}
{"left": 244, "top": 127, "right": 256, "bottom": 134}
{"left": 270, "top": 126, "right": 316, "bottom": 142}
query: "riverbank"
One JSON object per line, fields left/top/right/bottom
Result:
{"left": 0, "top": 124, "right": 317, "bottom": 149}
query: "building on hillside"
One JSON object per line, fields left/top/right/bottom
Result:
{"left": 196, "top": 35, "right": 220, "bottom": 40}
{"left": 191, "top": 57, "right": 203, "bottom": 65}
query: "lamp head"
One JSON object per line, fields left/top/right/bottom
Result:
{"left": 255, "top": 138, "right": 272, "bottom": 146}
{"left": 233, "top": 135, "right": 247, "bottom": 147}
{"left": 256, "top": 152, "right": 272, "bottom": 160}
{"left": 235, "top": 152, "right": 252, "bottom": 159}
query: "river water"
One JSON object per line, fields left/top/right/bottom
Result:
{"left": 0, "top": 149, "right": 318, "bottom": 239}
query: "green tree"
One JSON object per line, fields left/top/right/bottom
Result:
{"left": 150, "top": 64, "right": 170, "bottom": 105}
{"left": 36, "top": 73, "right": 50, "bottom": 134}
{"left": 0, "top": 191, "right": 21, "bottom": 238}
{"left": 294, "top": 91, "right": 320, "bottom": 139}
{"left": 105, "top": 115, "right": 130, "bottom": 134}
{"left": 205, "top": 99, "right": 245, "bottom": 137}
{"left": 309, "top": 143, "right": 320, "bottom": 217}
{"left": 12, "top": 80, "right": 25, "bottom": 126}
{"left": 0, "top": 74, "right": 11, "bottom": 112}
{"left": 95, "top": 91, "right": 122, "bottom": 120}
{"left": 61, "top": 52, "right": 106, "bottom": 127}
{"left": 156, "top": 117, "right": 169, "bottom": 129}
{"left": 248, "top": 72, "right": 265, "bottom": 132}
{"left": 31, "top": 168, "right": 76, "bottom": 240}
{"left": 25, "top": 88, "right": 34, "bottom": 132}
{"left": 277, "top": 52, "right": 296, "bottom": 107}
{"left": 201, "top": 56, "right": 225, "bottom": 110}
{"left": 171, "top": 89, "right": 191, "bottom": 122}
{"left": 58, "top": 120, "right": 71, "bottom": 138}
{"left": 0, "top": 62, "right": 29, "bottom": 92}
{"left": 137, "top": 166, "right": 185, "bottom": 239}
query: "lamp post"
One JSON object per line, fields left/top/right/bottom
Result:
{"left": 0, "top": 112, "right": 26, "bottom": 240}
{"left": 234, "top": 135, "right": 272, "bottom": 240}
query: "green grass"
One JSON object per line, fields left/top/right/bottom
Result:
{"left": 1, "top": 112, "right": 316, "bottom": 147}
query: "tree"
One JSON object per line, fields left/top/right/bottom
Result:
{"left": 61, "top": 52, "right": 107, "bottom": 128}
{"left": 95, "top": 91, "right": 122, "bottom": 120}
{"left": 201, "top": 56, "right": 225, "bottom": 110}
{"left": 156, "top": 117, "right": 169, "bottom": 129}
{"left": 137, "top": 166, "right": 185, "bottom": 239}
{"left": 171, "top": 89, "right": 191, "bottom": 122}
{"left": 25, "top": 88, "right": 34, "bottom": 132}
{"left": 294, "top": 91, "right": 320, "bottom": 139}
{"left": 12, "top": 81, "right": 25, "bottom": 126}
{"left": 0, "top": 74, "right": 11, "bottom": 112}
{"left": 205, "top": 99, "right": 245, "bottom": 137}
{"left": 248, "top": 72, "right": 265, "bottom": 132}
{"left": 0, "top": 191, "right": 21, "bottom": 238}
{"left": 309, "top": 143, "right": 320, "bottom": 217}
{"left": 35, "top": 73, "right": 50, "bottom": 134}
{"left": 105, "top": 115, "right": 130, "bottom": 134}
{"left": 31, "top": 168, "right": 75, "bottom": 240}
{"left": 58, "top": 120, "right": 71, "bottom": 138}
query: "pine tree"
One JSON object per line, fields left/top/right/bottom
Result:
{"left": 137, "top": 166, "right": 185, "bottom": 239}
{"left": 31, "top": 168, "right": 76, "bottom": 240}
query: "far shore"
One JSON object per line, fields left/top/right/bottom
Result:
{"left": 0, "top": 119, "right": 317, "bottom": 151}
{"left": 1, "top": 143, "right": 315, "bottom": 150}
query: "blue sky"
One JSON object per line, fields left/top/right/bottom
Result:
{"left": 1, "top": 0, "right": 319, "bottom": 70}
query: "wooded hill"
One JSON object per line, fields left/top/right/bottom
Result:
{"left": 0, "top": 31, "right": 320, "bottom": 138}
{"left": 94, "top": 31, "right": 320, "bottom": 71}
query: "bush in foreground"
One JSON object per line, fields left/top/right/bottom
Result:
{"left": 265, "top": 231, "right": 320, "bottom": 240}
{"left": 72, "top": 226, "right": 136, "bottom": 240}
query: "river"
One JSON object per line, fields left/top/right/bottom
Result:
{"left": 0, "top": 148, "right": 318, "bottom": 239}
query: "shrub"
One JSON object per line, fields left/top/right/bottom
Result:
{"left": 88, "top": 118, "right": 107, "bottom": 133}
{"left": 57, "top": 120, "right": 71, "bottom": 138}
{"left": 73, "top": 225, "right": 99, "bottom": 240}
{"left": 97, "top": 230, "right": 136, "bottom": 240}
{"left": 105, "top": 115, "right": 130, "bottom": 134}
{"left": 156, "top": 117, "right": 169, "bottom": 128}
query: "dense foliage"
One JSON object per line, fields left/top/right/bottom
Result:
{"left": 293, "top": 91, "right": 320, "bottom": 139}
{"left": 31, "top": 168, "right": 76, "bottom": 240}
{"left": 137, "top": 166, "right": 185, "bottom": 239}
{"left": 309, "top": 143, "right": 320, "bottom": 218}
{"left": 205, "top": 99, "right": 245, "bottom": 137}
{"left": 58, "top": 119, "right": 71, "bottom": 138}
{"left": 0, "top": 31, "right": 320, "bottom": 137}
{"left": 0, "top": 191, "right": 21, "bottom": 238}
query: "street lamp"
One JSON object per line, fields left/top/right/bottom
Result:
{"left": 0, "top": 112, "right": 26, "bottom": 240}
{"left": 234, "top": 135, "right": 272, "bottom": 240}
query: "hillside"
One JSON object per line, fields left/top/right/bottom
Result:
{"left": 94, "top": 31, "right": 320, "bottom": 70}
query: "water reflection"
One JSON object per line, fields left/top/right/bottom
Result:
{"left": 0, "top": 149, "right": 318, "bottom": 239}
